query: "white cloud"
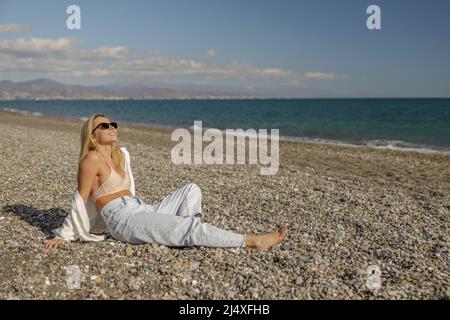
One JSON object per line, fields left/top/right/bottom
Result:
{"left": 303, "top": 72, "right": 338, "bottom": 80}
{"left": 80, "top": 46, "right": 128, "bottom": 60}
{"left": 2, "top": 35, "right": 349, "bottom": 86}
{"left": 1, "top": 37, "right": 295, "bottom": 80}
{"left": 0, "top": 24, "right": 28, "bottom": 35}
{"left": 260, "top": 68, "right": 286, "bottom": 76}
{"left": 0, "top": 37, "right": 77, "bottom": 57}
{"left": 303, "top": 72, "right": 351, "bottom": 80}
{"left": 224, "top": 61, "right": 294, "bottom": 78}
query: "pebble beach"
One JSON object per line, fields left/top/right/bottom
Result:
{"left": 0, "top": 110, "right": 449, "bottom": 300}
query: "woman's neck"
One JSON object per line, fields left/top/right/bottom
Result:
{"left": 96, "top": 145, "right": 112, "bottom": 159}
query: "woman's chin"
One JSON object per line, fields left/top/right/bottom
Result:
{"left": 100, "top": 138, "right": 118, "bottom": 145}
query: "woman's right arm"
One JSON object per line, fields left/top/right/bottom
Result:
{"left": 77, "top": 152, "right": 101, "bottom": 205}
{"left": 43, "top": 153, "right": 100, "bottom": 251}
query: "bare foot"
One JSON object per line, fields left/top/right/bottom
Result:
{"left": 245, "top": 225, "right": 288, "bottom": 250}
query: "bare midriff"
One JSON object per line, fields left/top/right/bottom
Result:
{"left": 95, "top": 189, "right": 133, "bottom": 210}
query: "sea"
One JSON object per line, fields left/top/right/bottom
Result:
{"left": 1, "top": 98, "right": 449, "bottom": 153}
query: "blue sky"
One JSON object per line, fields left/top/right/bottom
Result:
{"left": 0, "top": 0, "right": 449, "bottom": 97}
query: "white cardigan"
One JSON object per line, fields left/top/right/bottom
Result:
{"left": 52, "top": 147, "right": 136, "bottom": 241}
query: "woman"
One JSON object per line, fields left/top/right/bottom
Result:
{"left": 44, "top": 113, "right": 287, "bottom": 251}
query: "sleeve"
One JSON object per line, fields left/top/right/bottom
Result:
{"left": 52, "top": 211, "right": 78, "bottom": 241}
{"left": 122, "top": 147, "right": 136, "bottom": 196}
{"left": 52, "top": 190, "right": 106, "bottom": 242}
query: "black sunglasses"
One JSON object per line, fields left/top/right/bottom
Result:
{"left": 92, "top": 122, "right": 118, "bottom": 134}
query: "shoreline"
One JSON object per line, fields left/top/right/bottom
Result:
{"left": 2, "top": 108, "right": 449, "bottom": 156}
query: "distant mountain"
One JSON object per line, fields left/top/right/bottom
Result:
{"left": 108, "top": 80, "right": 341, "bottom": 98}
{"left": 0, "top": 79, "right": 262, "bottom": 100}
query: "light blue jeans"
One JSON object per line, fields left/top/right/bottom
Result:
{"left": 100, "top": 183, "right": 246, "bottom": 248}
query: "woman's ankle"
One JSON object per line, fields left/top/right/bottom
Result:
{"left": 244, "top": 234, "right": 258, "bottom": 248}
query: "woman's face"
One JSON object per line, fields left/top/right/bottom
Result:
{"left": 91, "top": 116, "right": 118, "bottom": 145}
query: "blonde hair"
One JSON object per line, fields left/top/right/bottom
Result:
{"left": 79, "top": 113, "right": 125, "bottom": 171}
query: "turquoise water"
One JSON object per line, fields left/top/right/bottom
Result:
{"left": 1, "top": 99, "right": 450, "bottom": 152}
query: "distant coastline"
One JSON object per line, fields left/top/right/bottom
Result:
{"left": 0, "top": 78, "right": 260, "bottom": 100}
{"left": 3, "top": 79, "right": 449, "bottom": 100}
